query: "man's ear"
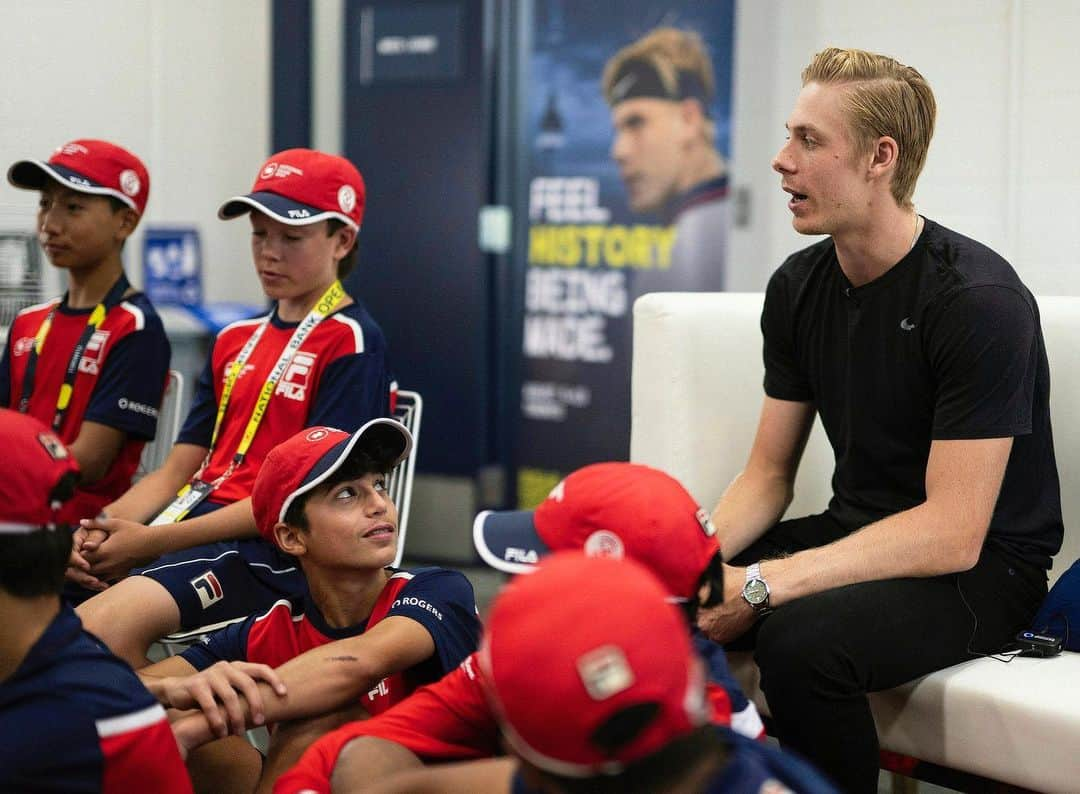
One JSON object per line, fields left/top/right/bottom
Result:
{"left": 274, "top": 522, "right": 308, "bottom": 557}
{"left": 678, "top": 98, "right": 707, "bottom": 143}
{"left": 867, "top": 135, "right": 900, "bottom": 182}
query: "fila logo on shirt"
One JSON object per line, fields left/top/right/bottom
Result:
{"left": 78, "top": 330, "right": 110, "bottom": 375}
{"left": 190, "top": 571, "right": 225, "bottom": 610}
{"left": 276, "top": 352, "right": 317, "bottom": 402}
{"left": 367, "top": 678, "right": 390, "bottom": 701}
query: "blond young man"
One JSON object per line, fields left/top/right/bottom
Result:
{"left": 602, "top": 27, "right": 729, "bottom": 288}
{"left": 700, "top": 48, "right": 1061, "bottom": 792}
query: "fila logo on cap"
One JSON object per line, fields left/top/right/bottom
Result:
{"left": 338, "top": 185, "right": 357, "bottom": 214}
{"left": 504, "top": 547, "right": 539, "bottom": 564}
{"left": 190, "top": 571, "right": 224, "bottom": 610}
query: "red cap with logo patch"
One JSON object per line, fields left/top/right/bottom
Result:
{"left": 218, "top": 148, "right": 366, "bottom": 229}
{"left": 7, "top": 139, "right": 150, "bottom": 215}
{"left": 479, "top": 552, "right": 708, "bottom": 776}
{"left": 0, "top": 408, "right": 80, "bottom": 532}
{"left": 473, "top": 462, "right": 719, "bottom": 601}
{"left": 251, "top": 419, "right": 412, "bottom": 546}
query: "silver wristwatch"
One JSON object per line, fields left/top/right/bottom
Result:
{"left": 742, "top": 563, "right": 773, "bottom": 615}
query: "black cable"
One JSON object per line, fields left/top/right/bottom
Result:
{"left": 955, "top": 575, "right": 1021, "bottom": 664}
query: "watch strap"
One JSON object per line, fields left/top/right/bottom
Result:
{"left": 742, "top": 562, "right": 773, "bottom": 615}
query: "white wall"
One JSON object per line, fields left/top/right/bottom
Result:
{"left": 728, "top": 0, "right": 1080, "bottom": 297}
{"left": 3, "top": 1, "right": 1078, "bottom": 301}
{"left": 0, "top": 0, "right": 270, "bottom": 304}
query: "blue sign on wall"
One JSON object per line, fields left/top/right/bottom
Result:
{"left": 142, "top": 227, "right": 202, "bottom": 307}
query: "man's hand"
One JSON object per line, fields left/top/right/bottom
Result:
{"left": 79, "top": 516, "right": 164, "bottom": 581}
{"left": 697, "top": 564, "right": 758, "bottom": 644}
{"left": 155, "top": 661, "right": 288, "bottom": 738}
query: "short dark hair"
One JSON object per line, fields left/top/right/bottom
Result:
{"left": 283, "top": 442, "right": 400, "bottom": 531}
{"left": 327, "top": 219, "right": 359, "bottom": 279}
{"left": 0, "top": 529, "right": 74, "bottom": 598}
{"left": 529, "top": 724, "right": 727, "bottom": 794}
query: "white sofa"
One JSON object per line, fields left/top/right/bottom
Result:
{"left": 630, "top": 292, "right": 1080, "bottom": 793}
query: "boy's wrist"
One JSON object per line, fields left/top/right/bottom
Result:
{"left": 146, "top": 522, "right": 176, "bottom": 557}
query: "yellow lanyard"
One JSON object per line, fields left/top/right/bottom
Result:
{"left": 18, "top": 274, "right": 130, "bottom": 431}
{"left": 150, "top": 280, "right": 347, "bottom": 525}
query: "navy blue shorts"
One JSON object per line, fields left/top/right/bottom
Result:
{"left": 133, "top": 501, "right": 307, "bottom": 629}
{"left": 135, "top": 538, "right": 307, "bottom": 630}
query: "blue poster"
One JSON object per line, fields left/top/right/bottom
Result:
{"left": 142, "top": 227, "right": 202, "bottom": 307}
{"left": 516, "top": 0, "right": 735, "bottom": 505}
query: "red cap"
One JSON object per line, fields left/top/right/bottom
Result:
{"left": 251, "top": 419, "right": 412, "bottom": 546}
{"left": 479, "top": 553, "right": 708, "bottom": 776}
{"left": 8, "top": 139, "right": 150, "bottom": 215}
{"left": 473, "top": 462, "right": 719, "bottom": 601}
{"left": 0, "top": 409, "right": 80, "bottom": 533}
{"left": 218, "top": 148, "right": 366, "bottom": 229}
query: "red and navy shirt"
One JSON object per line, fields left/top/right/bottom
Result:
{"left": 0, "top": 605, "right": 192, "bottom": 793}
{"left": 176, "top": 300, "right": 391, "bottom": 506}
{"left": 181, "top": 568, "right": 480, "bottom": 716}
{"left": 0, "top": 294, "right": 170, "bottom": 524}
{"left": 272, "top": 634, "right": 764, "bottom": 793}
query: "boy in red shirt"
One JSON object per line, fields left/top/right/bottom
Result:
{"left": 75, "top": 150, "right": 396, "bottom": 666}
{"left": 2, "top": 140, "right": 170, "bottom": 581}
{"left": 138, "top": 419, "right": 479, "bottom": 791}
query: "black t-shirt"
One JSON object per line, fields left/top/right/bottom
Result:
{"left": 762, "top": 218, "right": 1063, "bottom": 569}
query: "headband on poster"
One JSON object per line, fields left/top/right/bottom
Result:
{"left": 607, "top": 57, "right": 711, "bottom": 115}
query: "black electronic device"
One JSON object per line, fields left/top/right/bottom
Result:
{"left": 1015, "top": 631, "right": 1063, "bottom": 658}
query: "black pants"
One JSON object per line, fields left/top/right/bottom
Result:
{"left": 727, "top": 513, "right": 1047, "bottom": 794}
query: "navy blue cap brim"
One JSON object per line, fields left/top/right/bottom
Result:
{"left": 473, "top": 509, "right": 551, "bottom": 573}
{"left": 218, "top": 191, "right": 358, "bottom": 229}
{"left": 277, "top": 419, "right": 412, "bottom": 523}
{"left": 7, "top": 160, "right": 138, "bottom": 210}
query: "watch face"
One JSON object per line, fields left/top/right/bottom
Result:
{"left": 744, "top": 579, "right": 768, "bottom": 606}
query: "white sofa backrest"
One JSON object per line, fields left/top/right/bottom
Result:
{"left": 631, "top": 292, "right": 1078, "bottom": 584}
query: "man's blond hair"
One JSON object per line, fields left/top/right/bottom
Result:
{"left": 602, "top": 27, "right": 716, "bottom": 143}
{"left": 802, "top": 47, "right": 936, "bottom": 207}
